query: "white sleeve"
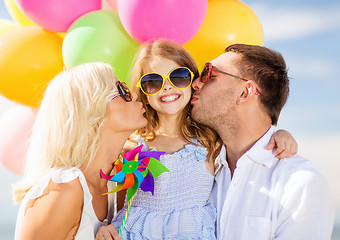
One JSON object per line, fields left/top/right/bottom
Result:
{"left": 273, "top": 166, "right": 335, "bottom": 240}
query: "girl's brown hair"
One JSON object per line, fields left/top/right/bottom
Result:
{"left": 130, "top": 39, "right": 221, "bottom": 160}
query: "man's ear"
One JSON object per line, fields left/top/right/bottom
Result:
{"left": 238, "top": 81, "right": 257, "bottom": 103}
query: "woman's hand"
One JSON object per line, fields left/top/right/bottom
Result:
{"left": 95, "top": 224, "right": 120, "bottom": 240}
{"left": 266, "top": 129, "right": 298, "bottom": 159}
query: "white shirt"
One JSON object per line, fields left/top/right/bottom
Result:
{"left": 210, "top": 127, "right": 335, "bottom": 240}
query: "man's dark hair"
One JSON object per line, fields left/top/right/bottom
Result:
{"left": 225, "top": 44, "right": 289, "bottom": 125}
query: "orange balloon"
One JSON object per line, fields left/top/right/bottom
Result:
{"left": 0, "top": 26, "right": 64, "bottom": 107}
{"left": 183, "top": 0, "right": 263, "bottom": 70}
{"left": 0, "top": 103, "right": 37, "bottom": 176}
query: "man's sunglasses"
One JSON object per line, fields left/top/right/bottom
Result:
{"left": 110, "top": 81, "right": 132, "bottom": 102}
{"left": 200, "top": 62, "right": 261, "bottom": 95}
{"left": 138, "top": 67, "right": 194, "bottom": 95}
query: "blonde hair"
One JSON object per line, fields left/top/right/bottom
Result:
{"left": 13, "top": 62, "right": 118, "bottom": 203}
{"left": 131, "top": 39, "right": 221, "bottom": 160}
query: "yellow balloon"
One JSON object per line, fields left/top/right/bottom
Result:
{"left": 4, "top": 0, "right": 35, "bottom": 26}
{"left": 0, "top": 19, "right": 19, "bottom": 34}
{"left": 0, "top": 26, "right": 64, "bottom": 107}
{"left": 183, "top": 0, "right": 263, "bottom": 70}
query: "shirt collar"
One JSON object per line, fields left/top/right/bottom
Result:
{"left": 242, "top": 126, "right": 277, "bottom": 168}
{"left": 215, "top": 144, "right": 228, "bottom": 174}
{"left": 215, "top": 126, "right": 277, "bottom": 172}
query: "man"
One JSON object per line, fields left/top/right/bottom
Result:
{"left": 191, "top": 44, "right": 334, "bottom": 239}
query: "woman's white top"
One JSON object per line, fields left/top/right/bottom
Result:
{"left": 15, "top": 167, "right": 115, "bottom": 240}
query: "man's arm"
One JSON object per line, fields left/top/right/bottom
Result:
{"left": 274, "top": 161, "right": 334, "bottom": 239}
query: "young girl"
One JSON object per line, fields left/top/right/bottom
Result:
{"left": 96, "top": 40, "right": 297, "bottom": 240}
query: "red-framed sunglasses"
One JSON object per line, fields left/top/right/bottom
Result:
{"left": 200, "top": 62, "right": 261, "bottom": 95}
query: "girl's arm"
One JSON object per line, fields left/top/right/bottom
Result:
{"left": 266, "top": 129, "right": 298, "bottom": 159}
{"left": 18, "top": 178, "right": 83, "bottom": 240}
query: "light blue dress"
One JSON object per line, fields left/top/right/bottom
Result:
{"left": 111, "top": 136, "right": 216, "bottom": 240}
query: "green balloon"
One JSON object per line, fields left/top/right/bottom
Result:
{"left": 62, "top": 10, "right": 140, "bottom": 86}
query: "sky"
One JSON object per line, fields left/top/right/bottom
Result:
{"left": 248, "top": 0, "right": 340, "bottom": 137}
{"left": 0, "top": 0, "right": 340, "bottom": 239}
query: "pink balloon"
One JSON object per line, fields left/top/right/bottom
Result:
{"left": 117, "top": 0, "right": 208, "bottom": 44}
{"left": 15, "top": 0, "right": 102, "bottom": 32}
{"left": 0, "top": 104, "right": 37, "bottom": 175}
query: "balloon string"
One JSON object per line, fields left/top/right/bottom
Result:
{"left": 119, "top": 196, "right": 134, "bottom": 237}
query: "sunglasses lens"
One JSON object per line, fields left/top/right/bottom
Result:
{"left": 169, "top": 68, "right": 192, "bottom": 88}
{"left": 140, "top": 74, "right": 163, "bottom": 94}
{"left": 119, "top": 82, "right": 132, "bottom": 102}
{"left": 200, "top": 63, "right": 210, "bottom": 83}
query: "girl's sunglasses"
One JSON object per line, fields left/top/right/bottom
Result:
{"left": 200, "top": 62, "right": 260, "bottom": 95}
{"left": 138, "top": 67, "right": 194, "bottom": 95}
{"left": 110, "top": 81, "right": 132, "bottom": 102}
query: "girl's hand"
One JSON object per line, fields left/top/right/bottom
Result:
{"left": 95, "top": 224, "right": 120, "bottom": 240}
{"left": 266, "top": 130, "right": 298, "bottom": 159}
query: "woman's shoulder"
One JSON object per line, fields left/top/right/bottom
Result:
{"left": 19, "top": 177, "right": 84, "bottom": 239}
{"left": 25, "top": 168, "right": 85, "bottom": 221}
{"left": 49, "top": 175, "right": 83, "bottom": 196}
{"left": 31, "top": 174, "right": 84, "bottom": 214}
{"left": 42, "top": 177, "right": 84, "bottom": 213}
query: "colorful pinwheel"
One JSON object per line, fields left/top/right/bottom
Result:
{"left": 100, "top": 145, "right": 169, "bottom": 201}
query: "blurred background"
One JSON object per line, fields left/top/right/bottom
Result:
{"left": 1, "top": 0, "right": 339, "bottom": 239}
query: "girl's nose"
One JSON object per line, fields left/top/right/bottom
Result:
{"left": 162, "top": 77, "right": 173, "bottom": 90}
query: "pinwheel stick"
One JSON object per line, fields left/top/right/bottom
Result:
{"left": 119, "top": 196, "right": 133, "bottom": 236}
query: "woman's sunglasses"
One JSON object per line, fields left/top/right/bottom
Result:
{"left": 200, "top": 62, "right": 260, "bottom": 95}
{"left": 138, "top": 67, "right": 194, "bottom": 95}
{"left": 110, "top": 81, "right": 132, "bottom": 102}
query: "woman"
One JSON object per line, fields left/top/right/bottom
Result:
{"left": 13, "top": 62, "right": 146, "bottom": 239}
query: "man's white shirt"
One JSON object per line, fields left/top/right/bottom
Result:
{"left": 210, "top": 127, "right": 335, "bottom": 240}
